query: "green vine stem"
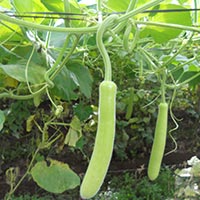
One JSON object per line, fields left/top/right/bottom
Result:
{"left": 44, "top": 33, "right": 73, "bottom": 88}
{"left": 118, "top": 0, "right": 163, "bottom": 22}
{"left": 160, "top": 70, "right": 167, "bottom": 104}
{"left": 127, "top": 0, "right": 138, "bottom": 11}
{"left": 164, "top": 33, "right": 194, "bottom": 67}
{"left": 169, "top": 56, "right": 197, "bottom": 74}
{"left": 135, "top": 20, "right": 200, "bottom": 33}
{"left": 166, "top": 72, "right": 200, "bottom": 89}
{"left": 64, "top": 0, "right": 71, "bottom": 27}
{"left": 193, "top": 0, "right": 198, "bottom": 24}
{"left": 0, "top": 12, "right": 98, "bottom": 33}
{"left": 6, "top": 147, "right": 40, "bottom": 200}
{"left": 0, "top": 34, "right": 79, "bottom": 100}
{"left": 25, "top": 46, "right": 36, "bottom": 94}
{"left": 49, "top": 34, "right": 80, "bottom": 80}
{"left": 165, "top": 87, "right": 178, "bottom": 156}
{"left": 113, "top": 0, "right": 163, "bottom": 34}
{"left": 97, "top": 0, "right": 102, "bottom": 12}
{"left": 123, "top": 19, "right": 140, "bottom": 53}
{"left": 0, "top": 86, "right": 46, "bottom": 100}
{"left": 96, "top": 14, "right": 119, "bottom": 81}
{"left": 0, "top": 0, "right": 163, "bottom": 34}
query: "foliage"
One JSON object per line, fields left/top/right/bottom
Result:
{"left": 2, "top": 100, "right": 34, "bottom": 138}
{"left": 96, "top": 167, "right": 175, "bottom": 200}
{"left": 0, "top": 0, "right": 200, "bottom": 198}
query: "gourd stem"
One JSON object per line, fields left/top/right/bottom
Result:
{"left": 161, "top": 70, "right": 166, "bottom": 103}
{"left": 49, "top": 34, "right": 80, "bottom": 80}
{"left": 0, "top": 0, "right": 164, "bottom": 34}
{"left": 96, "top": 15, "right": 118, "bottom": 81}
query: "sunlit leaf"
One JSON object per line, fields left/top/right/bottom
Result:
{"left": 0, "top": 22, "right": 22, "bottom": 42}
{"left": 31, "top": 159, "right": 80, "bottom": 193}
{"left": 11, "top": 0, "right": 33, "bottom": 12}
{"left": 140, "top": 4, "right": 192, "bottom": 43}
{"left": 107, "top": 0, "right": 129, "bottom": 12}
{"left": 41, "top": 0, "right": 64, "bottom": 12}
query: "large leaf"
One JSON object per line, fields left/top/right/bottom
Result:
{"left": 11, "top": 0, "right": 47, "bottom": 12}
{"left": 140, "top": 4, "right": 192, "bottom": 43}
{"left": 41, "top": 0, "right": 64, "bottom": 12}
{"left": 11, "top": 0, "right": 47, "bottom": 23}
{"left": 11, "top": 0, "right": 33, "bottom": 12}
{"left": 31, "top": 159, "right": 80, "bottom": 193}
{"left": 50, "top": 67, "right": 78, "bottom": 101}
{"left": 107, "top": 0, "right": 129, "bottom": 12}
{"left": 68, "top": 61, "right": 93, "bottom": 98}
{"left": 51, "top": 61, "right": 93, "bottom": 100}
{"left": 0, "top": 24, "right": 21, "bottom": 42}
{"left": 0, "top": 61, "right": 46, "bottom": 84}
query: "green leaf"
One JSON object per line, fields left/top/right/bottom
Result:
{"left": 141, "top": 4, "right": 192, "bottom": 43}
{"left": 31, "top": 159, "right": 80, "bottom": 193}
{"left": 51, "top": 61, "right": 92, "bottom": 100}
{"left": 68, "top": 61, "right": 93, "bottom": 98}
{"left": 11, "top": 0, "right": 34, "bottom": 12}
{"left": 11, "top": 0, "right": 47, "bottom": 12}
{"left": 107, "top": 0, "right": 129, "bottom": 12}
{"left": 10, "top": 0, "right": 47, "bottom": 23}
{"left": 0, "top": 22, "right": 22, "bottom": 42}
{"left": 70, "top": 115, "right": 82, "bottom": 131}
{"left": 0, "top": 0, "right": 12, "bottom": 8}
{"left": 50, "top": 67, "right": 78, "bottom": 101}
{"left": 41, "top": 0, "right": 64, "bottom": 12}
{"left": 0, "top": 110, "right": 5, "bottom": 131}
{"left": 0, "top": 61, "right": 46, "bottom": 84}
{"left": 73, "top": 103, "right": 93, "bottom": 121}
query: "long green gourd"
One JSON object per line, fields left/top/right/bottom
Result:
{"left": 80, "top": 15, "right": 118, "bottom": 199}
{"left": 148, "top": 102, "right": 168, "bottom": 181}
{"left": 80, "top": 80, "right": 116, "bottom": 199}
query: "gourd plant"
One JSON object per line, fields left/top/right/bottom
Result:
{"left": 147, "top": 70, "right": 168, "bottom": 181}
{"left": 1, "top": 0, "right": 200, "bottom": 199}
{"left": 80, "top": 15, "right": 118, "bottom": 199}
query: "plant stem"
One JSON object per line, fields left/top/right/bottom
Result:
{"left": 118, "top": 0, "right": 163, "bottom": 22}
{"left": 0, "top": 0, "right": 163, "bottom": 34}
{"left": 135, "top": 20, "right": 200, "bottom": 33}
{"left": 44, "top": 34, "right": 73, "bottom": 87}
{"left": 0, "top": 85, "right": 46, "bottom": 100}
{"left": 96, "top": 15, "right": 118, "bottom": 81}
{"left": 0, "top": 12, "right": 98, "bottom": 33}
{"left": 64, "top": 0, "right": 71, "bottom": 27}
{"left": 166, "top": 72, "right": 200, "bottom": 89}
{"left": 113, "top": 0, "right": 163, "bottom": 34}
{"left": 50, "top": 34, "right": 80, "bottom": 80}
{"left": 6, "top": 147, "right": 40, "bottom": 200}
{"left": 160, "top": 70, "right": 166, "bottom": 103}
